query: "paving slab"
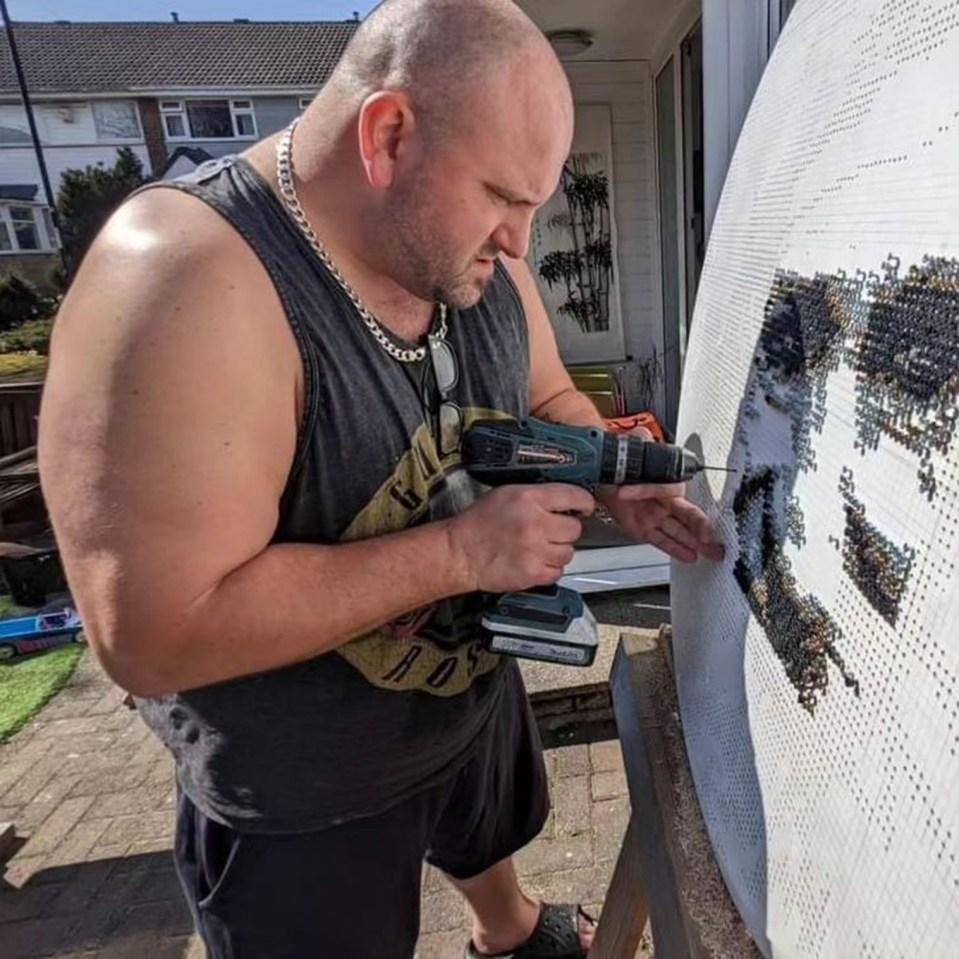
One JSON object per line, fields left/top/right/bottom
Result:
{"left": 0, "top": 647, "right": 652, "bottom": 958}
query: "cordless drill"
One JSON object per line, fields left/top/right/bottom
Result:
{"left": 462, "top": 416, "right": 711, "bottom": 489}
{"left": 462, "top": 417, "right": 720, "bottom": 667}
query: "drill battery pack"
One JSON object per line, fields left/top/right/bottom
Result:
{"left": 480, "top": 585, "right": 598, "bottom": 668}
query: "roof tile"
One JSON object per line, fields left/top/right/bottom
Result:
{"left": 0, "top": 21, "right": 359, "bottom": 94}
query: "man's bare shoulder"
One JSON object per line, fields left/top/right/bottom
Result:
{"left": 87, "top": 186, "right": 264, "bottom": 294}
{"left": 45, "top": 184, "right": 302, "bottom": 457}
{"left": 42, "top": 182, "right": 301, "bottom": 510}
{"left": 54, "top": 185, "right": 296, "bottom": 365}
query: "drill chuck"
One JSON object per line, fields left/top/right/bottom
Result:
{"left": 598, "top": 432, "right": 702, "bottom": 485}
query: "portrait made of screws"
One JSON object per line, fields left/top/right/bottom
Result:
{"left": 668, "top": 1, "right": 959, "bottom": 956}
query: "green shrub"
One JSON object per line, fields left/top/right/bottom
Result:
{"left": 0, "top": 275, "right": 48, "bottom": 331}
{"left": 57, "top": 147, "right": 149, "bottom": 273}
{"left": 0, "top": 318, "right": 54, "bottom": 356}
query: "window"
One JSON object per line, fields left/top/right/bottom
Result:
{"left": 230, "top": 100, "right": 257, "bottom": 138}
{"left": 160, "top": 101, "right": 186, "bottom": 139}
{"left": 40, "top": 206, "right": 60, "bottom": 249}
{"left": 92, "top": 100, "right": 141, "bottom": 140}
{"left": 298, "top": 96, "right": 312, "bottom": 112}
{"left": 0, "top": 206, "right": 50, "bottom": 254}
{"left": 187, "top": 100, "right": 234, "bottom": 138}
{"left": 160, "top": 99, "right": 258, "bottom": 140}
{"left": 41, "top": 208, "right": 57, "bottom": 247}
{"left": 0, "top": 105, "right": 30, "bottom": 145}
{"left": 9, "top": 207, "right": 40, "bottom": 251}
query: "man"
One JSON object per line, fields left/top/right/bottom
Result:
{"left": 39, "top": 1, "right": 724, "bottom": 956}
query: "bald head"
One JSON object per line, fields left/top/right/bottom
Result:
{"left": 294, "top": 0, "right": 574, "bottom": 309}
{"left": 331, "top": 0, "right": 568, "bottom": 139}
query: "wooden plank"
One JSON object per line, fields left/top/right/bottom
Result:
{"left": 0, "top": 384, "right": 42, "bottom": 458}
{"left": 0, "top": 402, "right": 15, "bottom": 459}
{"left": 658, "top": 623, "right": 675, "bottom": 676}
{"left": 0, "top": 381, "right": 44, "bottom": 392}
{"left": 589, "top": 816, "right": 649, "bottom": 959}
{"left": 610, "top": 635, "right": 693, "bottom": 958}
{"left": 0, "top": 445, "right": 36, "bottom": 471}
{"left": 13, "top": 398, "right": 27, "bottom": 450}
{"left": 0, "top": 446, "right": 38, "bottom": 490}
{"left": 0, "top": 481, "right": 39, "bottom": 508}
{"left": 629, "top": 642, "right": 711, "bottom": 957}
{"left": 15, "top": 398, "right": 37, "bottom": 450}
{"left": 0, "top": 461, "right": 38, "bottom": 485}
{"left": 609, "top": 634, "right": 761, "bottom": 959}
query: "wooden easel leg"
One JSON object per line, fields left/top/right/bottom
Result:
{"left": 589, "top": 816, "right": 649, "bottom": 959}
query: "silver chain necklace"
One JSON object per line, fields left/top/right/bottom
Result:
{"left": 275, "top": 118, "right": 445, "bottom": 363}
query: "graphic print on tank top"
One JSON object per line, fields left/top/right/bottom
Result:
{"left": 336, "top": 407, "right": 517, "bottom": 698}
{"left": 149, "top": 154, "right": 531, "bottom": 702}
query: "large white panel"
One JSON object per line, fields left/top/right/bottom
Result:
{"left": 674, "top": 1, "right": 959, "bottom": 956}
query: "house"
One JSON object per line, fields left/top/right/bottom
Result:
{"left": 0, "top": 19, "right": 359, "bottom": 286}
{"left": 0, "top": 2, "right": 796, "bottom": 590}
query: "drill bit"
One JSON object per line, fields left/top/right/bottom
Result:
{"left": 678, "top": 448, "right": 738, "bottom": 481}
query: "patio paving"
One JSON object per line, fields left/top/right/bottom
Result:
{"left": 0, "top": 649, "right": 650, "bottom": 959}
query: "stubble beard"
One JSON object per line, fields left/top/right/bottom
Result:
{"left": 438, "top": 256, "right": 497, "bottom": 310}
{"left": 382, "top": 186, "right": 496, "bottom": 310}
{"left": 391, "top": 229, "right": 494, "bottom": 310}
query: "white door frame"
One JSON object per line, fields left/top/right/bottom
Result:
{"left": 702, "top": 0, "right": 796, "bottom": 239}
{"left": 653, "top": 9, "right": 699, "bottom": 436}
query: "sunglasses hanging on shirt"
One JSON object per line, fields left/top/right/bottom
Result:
{"left": 428, "top": 325, "right": 465, "bottom": 460}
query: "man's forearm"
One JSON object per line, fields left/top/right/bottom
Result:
{"left": 109, "top": 519, "right": 472, "bottom": 697}
{"left": 531, "top": 386, "right": 606, "bottom": 429}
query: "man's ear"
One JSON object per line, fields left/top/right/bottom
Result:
{"left": 357, "top": 91, "right": 416, "bottom": 190}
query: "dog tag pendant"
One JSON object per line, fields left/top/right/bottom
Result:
{"left": 428, "top": 333, "right": 459, "bottom": 398}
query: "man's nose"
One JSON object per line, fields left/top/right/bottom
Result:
{"left": 492, "top": 208, "right": 535, "bottom": 260}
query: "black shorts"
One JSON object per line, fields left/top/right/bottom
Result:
{"left": 173, "top": 668, "right": 549, "bottom": 959}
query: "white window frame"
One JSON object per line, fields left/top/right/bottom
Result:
{"left": 159, "top": 98, "right": 258, "bottom": 141}
{"left": 229, "top": 99, "right": 257, "bottom": 139}
{"left": 41, "top": 207, "right": 58, "bottom": 248}
{"left": 0, "top": 204, "right": 55, "bottom": 254}
{"left": 160, "top": 100, "right": 188, "bottom": 141}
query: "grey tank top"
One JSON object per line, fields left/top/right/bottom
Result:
{"left": 135, "top": 155, "right": 531, "bottom": 833}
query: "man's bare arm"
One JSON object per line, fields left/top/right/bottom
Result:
{"left": 503, "top": 254, "right": 724, "bottom": 562}
{"left": 40, "top": 192, "right": 591, "bottom": 697}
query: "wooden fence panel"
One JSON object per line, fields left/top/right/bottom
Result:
{"left": 0, "top": 383, "right": 42, "bottom": 459}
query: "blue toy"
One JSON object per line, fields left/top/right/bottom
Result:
{"left": 0, "top": 608, "right": 84, "bottom": 660}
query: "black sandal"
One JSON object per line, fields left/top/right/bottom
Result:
{"left": 464, "top": 902, "right": 596, "bottom": 958}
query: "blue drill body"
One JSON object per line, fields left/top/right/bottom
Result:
{"left": 462, "top": 416, "right": 703, "bottom": 488}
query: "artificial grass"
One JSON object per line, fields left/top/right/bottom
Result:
{"left": 0, "top": 595, "right": 84, "bottom": 743}
{"left": 0, "top": 645, "right": 83, "bottom": 742}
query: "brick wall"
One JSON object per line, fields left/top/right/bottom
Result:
{"left": 137, "top": 98, "right": 168, "bottom": 177}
